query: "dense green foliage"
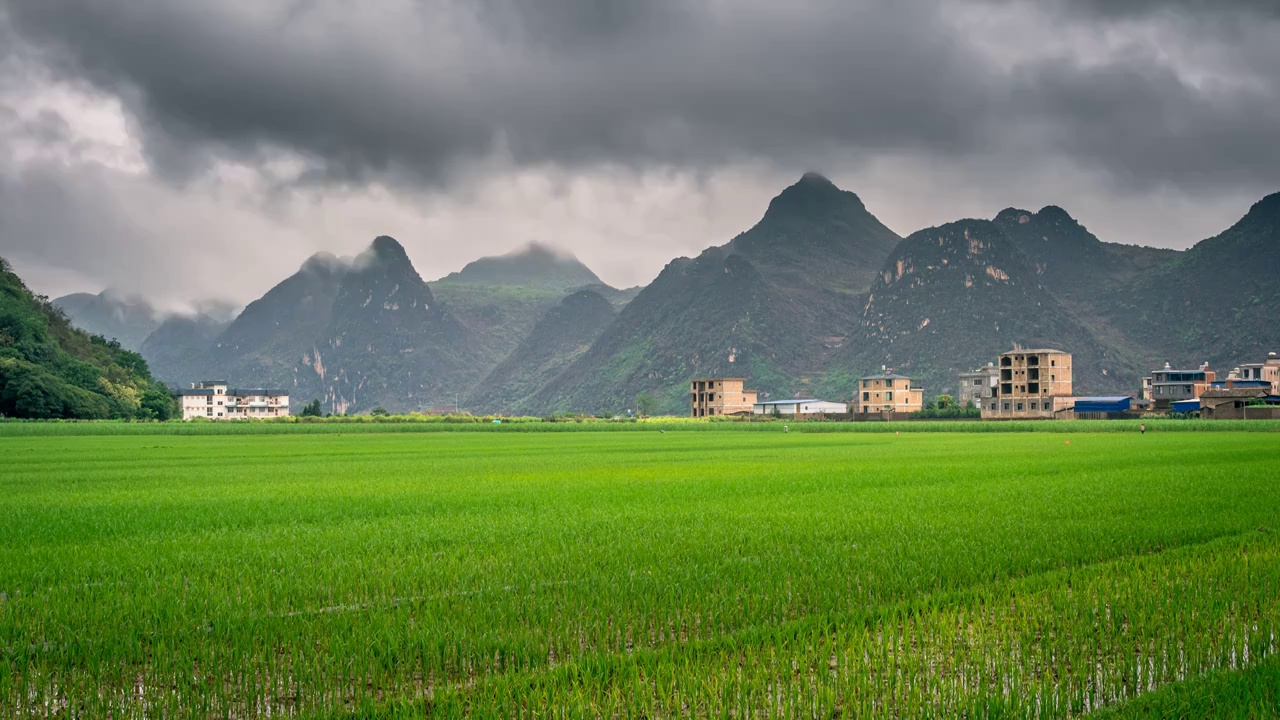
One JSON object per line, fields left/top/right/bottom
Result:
{"left": 913, "top": 397, "right": 983, "bottom": 419}
{"left": 3, "top": 431, "right": 1278, "bottom": 716}
{"left": 0, "top": 258, "right": 173, "bottom": 420}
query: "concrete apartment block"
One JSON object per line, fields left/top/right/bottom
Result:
{"left": 690, "top": 378, "right": 758, "bottom": 418}
{"left": 852, "top": 374, "right": 924, "bottom": 415}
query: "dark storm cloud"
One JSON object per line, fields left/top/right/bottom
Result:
{"left": 3, "top": 0, "right": 1280, "bottom": 309}
{"left": 1053, "top": 0, "right": 1280, "bottom": 17}
{"left": 1010, "top": 54, "right": 1280, "bottom": 190}
{"left": 3, "top": 1, "right": 999, "bottom": 185}
{"left": 6, "top": 0, "right": 1280, "bottom": 193}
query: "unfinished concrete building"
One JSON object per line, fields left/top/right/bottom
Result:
{"left": 981, "top": 349, "right": 1073, "bottom": 419}
{"left": 690, "top": 378, "right": 758, "bottom": 418}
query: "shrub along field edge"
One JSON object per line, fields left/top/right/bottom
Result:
{"left": 0, "top": 416, "right": 1277, "bottom": 436}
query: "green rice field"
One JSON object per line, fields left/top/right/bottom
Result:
{"left": 3, "top": 427, "right": 1280, "bottom": 717}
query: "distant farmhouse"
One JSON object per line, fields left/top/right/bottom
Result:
{"left": 852, "top": 374, "right": 923, "bottom": 416}
{"left": 981, "top": 349, "right": 1073, "bottom": 419}
{"left": 690, "top": 378, "right": 757, "bottom": 417}
{"left": 178, "top": 381, "right": 290, "bottom": 421}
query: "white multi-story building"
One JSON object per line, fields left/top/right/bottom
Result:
{"left": 178, "top": 380, "right": 290, "bottom": 421}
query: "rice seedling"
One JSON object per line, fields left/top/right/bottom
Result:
{"left": 2, "top": 430, "right": 1277, "bottom": 717}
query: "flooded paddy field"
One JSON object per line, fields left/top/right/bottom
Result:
{"left": 3, "top": 430, "right": 1279, "bottom": 717}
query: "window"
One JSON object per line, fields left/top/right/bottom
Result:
{"left": 1016, "top": 403, "right": 1024, "bottom": 411}
{"left": 1051, "top": 360, "right": 1056, "bottom": 367}
{"left": 1003, "top": 402, "right": 1011, "bottom": 411}
{"left": 863, "top": 392, "right": 869, "bottom": 401}
{"left": 862, "top": 380, "right": 868, "bottom": 388}
{"left": 886, "top": 392, "right": 894, "bottom": 402}
{"left": 708, "top": 408, "right": 715, "bottom": 416}
{"left": 708, "top": 393, "right": 715, "bottom": 402}
{"left": 1030, "top": 402, "right": 1038, "bottom": 410}
{"left": 974, "top": 379, "right": 981, "bottom": 386}
{"left": 990, "top": 402, "right": 997, "bottom": 410}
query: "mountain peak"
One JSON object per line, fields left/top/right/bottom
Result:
{"left": 761, "top": 172, "right": 866, "bottom": 223}
{"left": 798, "top": 171, "right": 836, "bottom": 188}
{"left": 436, "top": 242, "right": 602, "bottom": 290}
{"left": 1035, "top": 205, "right": 1079, "bottom": 225}
{"left": 369, "top": 235, "right": 410, "bottom": 261}
{"left": 300, "top": 251, "right": 348, "bottom": 275}
{"left": 512, "top": 241, "right": 561, "bottom": 258}
{"left": 994, "top": 208, "right": 1034, "bottom": 224}
{"left": 348, "top": 236, "right": 416, "bottom": 274}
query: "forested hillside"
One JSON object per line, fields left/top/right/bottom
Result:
{"left": 0, "top": 258, "right": 174, "bottom": 419}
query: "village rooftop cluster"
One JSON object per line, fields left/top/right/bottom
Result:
{"left": 690, "top": 348, "right": 1280, "bottom": 421}
{"left": 174, "top": 349, "right": 1280, "bottom": 421}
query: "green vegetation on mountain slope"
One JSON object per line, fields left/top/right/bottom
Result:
{"left": 466, "top": 289, "right": 617, "bottom": 413}
{"left": 0, "top": 257, "right": 174, "bottom": 419}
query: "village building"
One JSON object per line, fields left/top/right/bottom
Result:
{"left": 178, "top": 380, "right": 291, "bottom": 421}
{"left": 1143, "top": 362, "right": 1215, "bottom": 409}
{"left": 1198, "top": 387, "right": 1280, "bottom": 420}
{"left": 689, "top": 378, "right": 757, "bottom": 418}
{"left": 752, "top": 399, "right": 848, "bottom": 417}
{"left": 852, "top": 374, "right": 924, "bottom": 415}
{"left": 1208, "top": 367, "right": 1275, "bottom": 393}
{"left": 981, "top": 348, "right": 1073, "bottom": 419}
{"left": 1238, "top": 352, "right": 1280, "bottom": 394}
{"left": 1068, "top": 396, "right": 1134, "bottom": 419}
{"left": 957, "top": 363, "right": 998, "bottom": 408}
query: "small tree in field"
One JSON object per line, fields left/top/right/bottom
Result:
{"left": 935, "top": 394, "right": 955, "bottom": 411}
{"left": 370, "top": 406, "right": 390, "bottom": 417}
{"left": 300, "top": 399, "right": 323, "bottom": 417}
{"left": 636, "top": 393, "right": 659, "bottom": 417}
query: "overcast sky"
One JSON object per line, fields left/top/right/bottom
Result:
{"left": 2, "top": 0, "right": 1278, "bottom": 309}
